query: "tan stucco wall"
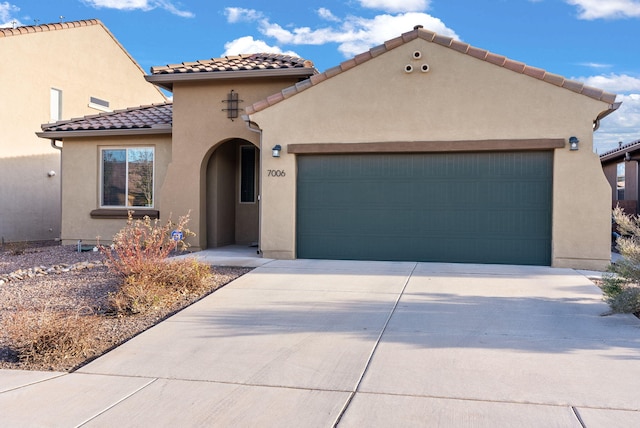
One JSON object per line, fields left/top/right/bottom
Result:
{"left": 59, "top": 135, "right": 171, "bottom": 246}
{"left": 251, "top": 38, "right": 614, "bottom": 269}
{"left": 161, "top": 78, "right": 309, "bottom": 250}
{"left": 0, "top": 23, "right": 165, "bottom": 242}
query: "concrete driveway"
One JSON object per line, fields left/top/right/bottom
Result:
{"left": 1, "top": 260, "right": 640, "bottom": 427}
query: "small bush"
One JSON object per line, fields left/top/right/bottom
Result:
{"left": 6, "top": 308, "right": 101, "bottom": 366}
{"left": 4, "top": 241, "right": 28, "bottom": 255}
{"left": 101, "top": 212, "right": 213, "bottom": 316}
{"left": 100, "top": 212, "right": 193, "bottom": 277}
{"left": 108, "top": 259, "right": 212, "bottom": 315}
{"left": 602, "top": 206, "right": 640, "bottom": 315}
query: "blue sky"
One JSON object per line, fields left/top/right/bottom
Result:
{"left": 2, "top": 0, "right": 639, "bottom": 153}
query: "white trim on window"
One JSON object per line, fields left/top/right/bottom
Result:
{"left": 50, "top": 88, "right": 62, "bottom": 122}
{"left": 99, "top": 146, "right": 155, "bottom": 209}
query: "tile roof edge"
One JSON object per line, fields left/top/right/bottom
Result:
{"left": 0, "top": 19, "right": 101, "bottom": 38}
{"left": 40, "top": 102, "right": 173, "bottom": 130}
{"left": 599, "top": 139, "right": 640, "bottom": 159}
{"left": 247, "top": 26, "right": 618, "bottom": 116}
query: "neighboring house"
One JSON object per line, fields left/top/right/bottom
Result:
{"left": 600, "top": 140, "right": 640, "bottom": 215}
{"left": 0, "top": 19, "right": 166, "bottom": 243}
{"left": 38, "top": 26, "right": 619, "bottom": 270}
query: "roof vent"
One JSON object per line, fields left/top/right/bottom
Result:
{"left": 414, "top": 25, "right": 423, "bottom": 30}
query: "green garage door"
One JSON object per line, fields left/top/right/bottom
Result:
{"left": 296, "top": 152, "right": 552, "bottom": 265}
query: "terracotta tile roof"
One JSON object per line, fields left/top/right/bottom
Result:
{"left": 0, "top": 19, "right": 101, "bottom": 37}
{"left": 246, "top": 26, "right": 619, "bottom": 115}
{"left": 599, "top": 139, "right": 640, "bottom": 160}
{"left": 41, "top": 103, "right": 172, "bottom": 132}
{"left": 150, "top": 53, "right": 315, "bottom": 75}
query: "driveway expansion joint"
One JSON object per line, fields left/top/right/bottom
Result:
{"left": 332, "top": 262, "right": 418, "bottom": 427}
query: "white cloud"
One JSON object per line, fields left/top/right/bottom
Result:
{"left": 254, "top": 12, "right": 458, "bottom": 58}
{"left": 222, "top": 36, "right": 299, "bottom": 57}
{"left": 224, "top": 7, "right": 264, "bottom": 23}
{"left": 579, "top": 73, "right": 640, "bottom": 93}
{"left": 580, "top": 73, "right": 640, "bottom": 152}
{"left": 82, "top": 0, "right": 194, "bottom": 18}
{"left": 595, "top": 94, "right": 640, "bottom": 152}
{"left": 317, "top": 7, "right": 340, "bottom": 22}
{"left": 578, "top": 62, "right": 612, "bottom": 69}
{"left": 359, "top": 0, "right": 430, "bottom": 13}
{"left": 566, "top": 0, "right": 640, "bottom": 19}
{"left": 0, "top": 2, "right": 22, "bottom": 27}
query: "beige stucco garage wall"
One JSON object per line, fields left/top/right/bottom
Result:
{"left": 0, "top": 21, "right": 165, "bottom": 242}
{"left": 162, "top": 78, "right": 314, "bottom": 250}
{"left": 59, "top": 135, "right": 171, "bottom": 246}
{"left": 251, "top": 37, "right": 614, "bottom": 269}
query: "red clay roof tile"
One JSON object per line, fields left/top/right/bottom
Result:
{"left": 41, "top": 103, "right": 172, "bottom": 132}
{"left": 150, "top": 53, "right": 314, "bottom": 75}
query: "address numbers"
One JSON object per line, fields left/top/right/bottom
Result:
{"left": 267, "top": 169, "right": 286, "bottom": 177}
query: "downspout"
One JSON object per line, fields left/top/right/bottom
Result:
{"left": 243, "top": 115, "right": 263, "bottom": 255}
{"left": 594, "top": 102, "right": 622, "bottom": 131}
{"left": 49, "top": 139, "right": 63, "bottom": 242}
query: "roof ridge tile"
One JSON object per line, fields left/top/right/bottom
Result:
{"left": 0, "top": 19, "right": 101, "bottom": 38}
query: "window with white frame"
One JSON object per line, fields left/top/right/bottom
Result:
{"left": 50, "top": 88, "right": 62, "bottom": 122}
{"left": 101, "top": 147, "right": 154, "bottom": 208}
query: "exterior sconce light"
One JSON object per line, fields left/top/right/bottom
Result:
{"left": 569, "top": 136, "right": 579, "bottom": 151}
{"left": 272, "top": 145, "right": 282, "bottom": 158}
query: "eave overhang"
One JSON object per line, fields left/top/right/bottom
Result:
{"left": 37, "top": 126, "right": 171, "bottom": 140}
{"left": 146, "top": 67, "right": 317, "bottom": 91}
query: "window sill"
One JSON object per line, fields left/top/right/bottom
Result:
{"left": 90, "top": 209, "right": 160, "bottom": 219}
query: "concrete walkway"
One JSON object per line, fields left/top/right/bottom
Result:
{"left": 1, "top": 258, "right": 640, "bottom": 427}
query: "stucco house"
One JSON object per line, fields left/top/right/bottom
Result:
{"left": 0, "top": 19, "right": 166, "bottom": 244}
{"left": 600, "top": 140, "right": 640, "bottom": 215}
{"left": 38, "top": 26, "right": 619, "bottom": 270}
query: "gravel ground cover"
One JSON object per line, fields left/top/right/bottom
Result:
{"left": 0, "top": 242, "right": 251, "bottom": 372}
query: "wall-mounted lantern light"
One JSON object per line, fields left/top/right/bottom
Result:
{"left": 569, "top": 136, "right": 579, "bottom": 151}
{"left": 272, "top": 145, "right": 282, "bottom": 158}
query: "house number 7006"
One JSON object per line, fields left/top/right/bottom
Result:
{"left": 267, "top": 169, "right": 286, "bottom": 177}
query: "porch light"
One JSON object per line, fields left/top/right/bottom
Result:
{"left": 272, "top": 145, "right": 282, "bottom": 158}
{"left": 569, "top": 136, "right": 579, "bottom": 151}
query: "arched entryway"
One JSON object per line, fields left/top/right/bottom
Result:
{"left": 205, "top": 138, "right": 259, "bottom": 248}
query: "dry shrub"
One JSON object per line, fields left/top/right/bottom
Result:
{"left": 604, "top": 206, "right": 640, "bottom": 315}
{"left": 4, "top": 241, "right": 28, "bottom": 255}
{"left": 101, "top": 214, "right": 213, "bottom": 316}
{"left": 100, "top": 212, "right": 193, "bottom": 278}
{"left": 108, "top": 259, "right": 212, "bottom": 315}
{"left": 5, "top": 308, "right": 101, "bottom": 366}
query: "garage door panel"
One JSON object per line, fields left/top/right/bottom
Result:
{"left": 297, "top": 152, "right": 552, "bottom": 265}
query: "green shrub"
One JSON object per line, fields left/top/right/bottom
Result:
{"left": 602, "top": 206, "right": 640, "bottom": 315}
